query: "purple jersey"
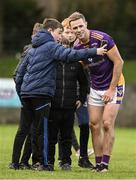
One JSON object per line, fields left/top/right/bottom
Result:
{"left": 74, "top": 30, "right": 115, "bottom": 90}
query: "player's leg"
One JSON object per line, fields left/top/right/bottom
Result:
{"left": 103, "top": 103, "right": 120, "bottom": 155}
{"left": 88, "top": 105, "right": 104, "bottom": 159}
{"left": 99, "top": 84, "right": 125, "bottom": 172}
{"left": 97, "top": 103, "right": 120, "bottom": 172}
{"left": 88, "top": 88, "right": 105, "bottom": 169}
{"left": 98, "top": 103, "right": 120, "bottom": 172}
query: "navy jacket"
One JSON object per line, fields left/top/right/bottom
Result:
{"left": 15, "top": 30, "right": 96, "bottom": 97}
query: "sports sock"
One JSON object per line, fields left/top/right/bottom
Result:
{"left": 101, "top": 154, "right": 110, "bottom": 166}
{"left": 95, "top": 156, "right": 102, "bottom": 165}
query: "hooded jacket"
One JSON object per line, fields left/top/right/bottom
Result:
{"left": 15, "top": 29, "right": 96, "bottom": 97}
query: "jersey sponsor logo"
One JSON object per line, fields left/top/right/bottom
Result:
{"left": 87, "top": 58, "right": 105, "bottom": 67}
{"left": 91, "top": 43, "right": 98, "bottom": 48}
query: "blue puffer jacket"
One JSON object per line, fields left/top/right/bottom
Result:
{"left": 16, "top": 29, "right": 96, "bottom": 97}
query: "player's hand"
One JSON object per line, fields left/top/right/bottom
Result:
{"left": 97, "top": 44, "right": 107, "bottom": 55}
{"left": 101, "top": 88, "right": 115, "bottom": 103}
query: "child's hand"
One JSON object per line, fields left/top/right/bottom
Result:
{"left": 97, "top": 44, "right": 107, "bottom": 55}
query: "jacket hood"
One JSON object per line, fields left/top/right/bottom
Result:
{"left": 32, "top": 29, "right": 55, "bottom": 48}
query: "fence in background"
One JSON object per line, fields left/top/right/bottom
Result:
{"left": 0, "top": 79, "right": 136, "bottom": 127}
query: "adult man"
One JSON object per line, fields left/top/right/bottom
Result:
{"left": 15, "top": 18, "right": 107, "bottom": 171}
{"left": 69, "top": 12, "right": 125, "bottom": 172}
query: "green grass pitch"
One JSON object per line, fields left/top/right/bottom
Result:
{"left": 0, "top": 125, "right": 136, "bottom": 179}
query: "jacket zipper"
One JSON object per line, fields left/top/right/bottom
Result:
{"left": 61, "top": 64, "right": 65, "bottom": 107}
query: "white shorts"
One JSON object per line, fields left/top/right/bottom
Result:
{"left": 88, "top": 85, "right": 125, "bottom": 106}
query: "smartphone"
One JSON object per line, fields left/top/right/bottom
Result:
{"left": 101, "top": 40, "right": 108, "bottom": 47}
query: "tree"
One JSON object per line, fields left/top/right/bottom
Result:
{"left": 3, "top": 0, "right": 44, "bottom": 54}
{"left": 38, "top": 0, "right": 59, "bottom": 17}
{"left": 0, "top": 0, "right": 3, "bottom": 55}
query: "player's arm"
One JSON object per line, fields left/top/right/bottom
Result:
{"left": 102, "top": 45, "right": 124, "bottom": 103}
{"left": 107, "top": 45, "right": 124, "bottom": 90}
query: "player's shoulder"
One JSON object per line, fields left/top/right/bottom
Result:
{"left": 90, "top": 30, "right": 111, "bottom": 40}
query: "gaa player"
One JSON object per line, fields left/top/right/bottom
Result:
{"left": 69, "top": 12, "right": 125, "bottom": 172}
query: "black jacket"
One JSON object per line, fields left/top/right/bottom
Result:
{"left": 51, "top": 61, "right": 89, "bottom": 109}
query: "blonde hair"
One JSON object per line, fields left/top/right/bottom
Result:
{"left": 32, "top": 23, "right": 43, "bottom": 36}
{"left": 69, "top": 12, "right": 86, "bottom": 23}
